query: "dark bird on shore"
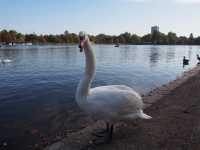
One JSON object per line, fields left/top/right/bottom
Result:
{"left": 197, "top": 54, "right": 200, "bottom": 61}
{"left": 183, "top": 56, "right": 189, "bottom": 64}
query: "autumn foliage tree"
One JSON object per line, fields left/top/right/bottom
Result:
{"left": 1, "top": 29, "right": 200, "bottom": 45}
{"left": 1, "top": 30, "right": 12, "bottom": 42}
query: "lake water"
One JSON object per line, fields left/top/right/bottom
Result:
{"left": 0, "top": 45, "right": 200, "bottom": 149}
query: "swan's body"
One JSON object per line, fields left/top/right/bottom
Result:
{"left": 197, "top": 54, "right": 200, "bottom": 61}
{"left": 3, "top": 59, "right": 12, "bottom": 63}
{"left": 76, "top": 31, "right": 152, "bottom": 144}
{"left": 183, "top": 56, "right": 189, "bottom": 64}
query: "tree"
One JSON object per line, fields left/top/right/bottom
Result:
{"left": 48, "top": 34, "right": 59, "bottom": 43}
{"left": 194, "top": 36, "right": 200, "bottom": 45}
{"left": 189, "top": 33, "right": 194, "bottom": 45}
{"left": 118, "top": 35, "right": 126, "bottom": 44}
{"left": 9, "top": 30, "right": 18, "bottom": 41}
{"left": 43, "top": 35, "right": 49, "bottom": 41}
{"left": 39, "top": 36, "right": 47, "bottom": 43}
{"left": 1, "top": 30, "right": 12, "bottom": 42}
{"left": 106, "top": 36, "right": 113, "bottom": 44}
{"left": 152, "top": 30, "right": 162, "bottom": 44}
{"left": 0, "top": 32, "right": 1, "bottom": 42}
{"left": 65, "top": 34, "right": 73, "bottom": 43}
{"left": 141, "top": 34, "right": 152, "bottom": 42}
{"left": 131, "top": 34, "right": 141, "bottom": 44}
{"left": 167, "top": 32, "right": 177, "bottom": 44}
{"left": 71, "top": 33, "right": 78, "bottom": 43}
{"left": 121, "top": 32, "right": 131, "bottom": 44}
{"left": 162, "top": 36, "right": 169, "bottom": 44}
{"left": 25, "top": 34, "right": 38, "bottom": 43}
{"left": 16, "top": 33, "right": 25, "bottom": 41}
{"left": 95, "top": 34, "right": 107, "bottom": 44}
{"left": 177, "top": 36, "right": 188, "bottom": 45}
{"left": 64, "top": 30, "right": 69, "bottom": 36}
{"left": 89, "top": 35, "right": 96, "bottom": 43}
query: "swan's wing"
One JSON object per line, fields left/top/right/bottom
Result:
{"left": 88, "top": 87, "right": 143, "bottom": 117}
{"left": 91, "top": 85, "right": 141, "bottom": 100}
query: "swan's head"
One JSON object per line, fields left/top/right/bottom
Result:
{"left": 78, "top": 31, "right": 89, "bottom": 52}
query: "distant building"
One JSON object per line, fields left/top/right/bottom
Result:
{"left": 151, "top": 26, "right": 159, "bottom": 34}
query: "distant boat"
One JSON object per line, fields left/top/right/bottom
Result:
{"left": 115, "top": 44, "right": 119, "bottom": 47}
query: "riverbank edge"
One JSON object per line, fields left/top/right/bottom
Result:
{"left": 44, "top": 65, "right": 200, "bottom": 150}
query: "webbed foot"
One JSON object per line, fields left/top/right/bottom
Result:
{"left": 91, "top": 129, "right": 108, "bottom": 137}
{"left": 93, "top": 136, "right": 111, "bottom": 145}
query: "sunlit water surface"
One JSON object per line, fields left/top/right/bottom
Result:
{"left": 0, "top": 45, "right": 200, "bottom": 149}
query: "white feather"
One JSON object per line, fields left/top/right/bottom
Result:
{"left": 76, "top": 31, "right": 152, "bottom": 127}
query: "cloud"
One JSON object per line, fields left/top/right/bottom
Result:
{"left": 119, "top": 0, "right": 200, "bottom": 3}
{"left": 173, "top": 0, "right": 200, "bottom": 3}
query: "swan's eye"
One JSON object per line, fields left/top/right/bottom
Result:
{"left": 79, "top": 35, "right": 85, "bottom": 40}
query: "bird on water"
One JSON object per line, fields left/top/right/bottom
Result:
{"left": 183, "top": 56, "right": 189, "bottom": 64}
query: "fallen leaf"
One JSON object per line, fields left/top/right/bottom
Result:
{"left": 30, "top": 129, "right": 39, "bottom": 134}
{"left": 67, "top": 110, "right": 73, "bottom": 114}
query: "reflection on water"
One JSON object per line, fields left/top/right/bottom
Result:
{"left": 0, "top": 45, "right": 200, "bottom": 149}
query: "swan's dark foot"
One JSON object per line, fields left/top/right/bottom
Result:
{"left": 91, "top": 129, "right": 108, "bottom": 137}
{"left": 92, "top": 124, "right": 113, "bottom": 145}
{"left": 93, "top": 136, "right": 111, "bottom": 145}
{"left": 91, "top": 121, "right": 109, "bottom": 137}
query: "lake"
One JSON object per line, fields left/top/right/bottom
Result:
{"left": 0, "top": 45, "right": 200, "bottom": 149}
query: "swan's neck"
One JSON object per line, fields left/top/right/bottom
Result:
{"left": 76, "top": 39, "right": 96, "bottom": 100}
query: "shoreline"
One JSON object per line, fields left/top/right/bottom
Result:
{"left": 43, "top": 65, "right": 200, "bottom": 150}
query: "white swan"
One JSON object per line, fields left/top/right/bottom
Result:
{"left": 3, "top": 59, "right": 12, "bottom": 63}
{"left": 76, "top": 31, "right": 152, "bottom": 145}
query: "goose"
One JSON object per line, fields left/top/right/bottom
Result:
{"left": 183, "top": 56, "right": 189, "bottom": 64}
{"left": 197, "top": 54, "right": 200, "bottom": 61}
{"left": 4, "top": 59, "right": 12, "bottom": 63}
{"left": 76, "top": 31, "right": 152, "bottom": 145}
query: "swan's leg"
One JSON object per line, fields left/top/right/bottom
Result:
{"left": 91, "top": 121, "right": 109, "bottom": 137}
{"left": 93, "top": 125, "right": 113, "bottom": 145}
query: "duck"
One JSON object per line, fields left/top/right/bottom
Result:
{"left": 183, "top": 56, "right": 189, "bottom": 64}
{"left": 197, "top": 54, "right": 200, "bottom": 61}
{"left": 3, "top": 59, "right": 12, "bottom": 63}
{"left": 76, "top": 31, "right": 152, "bottom": 145}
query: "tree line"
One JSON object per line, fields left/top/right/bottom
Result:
{"left": 0, "top": 29, "right": 200, "bottom": 45}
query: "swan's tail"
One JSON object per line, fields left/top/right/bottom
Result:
{"left": 139, "top": 110, "right": 152, "bottom": 119}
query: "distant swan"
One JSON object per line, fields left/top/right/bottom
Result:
{"left": 76, "top": 31, "right": 152, "bottom": 145}
{"left": 183, "top": 56, "right": 189, "bottom": 64}
{"left": 3, "top": 59, "right": 12, "bottom": 63}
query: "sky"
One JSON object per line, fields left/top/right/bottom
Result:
{"left": 0, "top": 0, "right": 200, "bottom": 37}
